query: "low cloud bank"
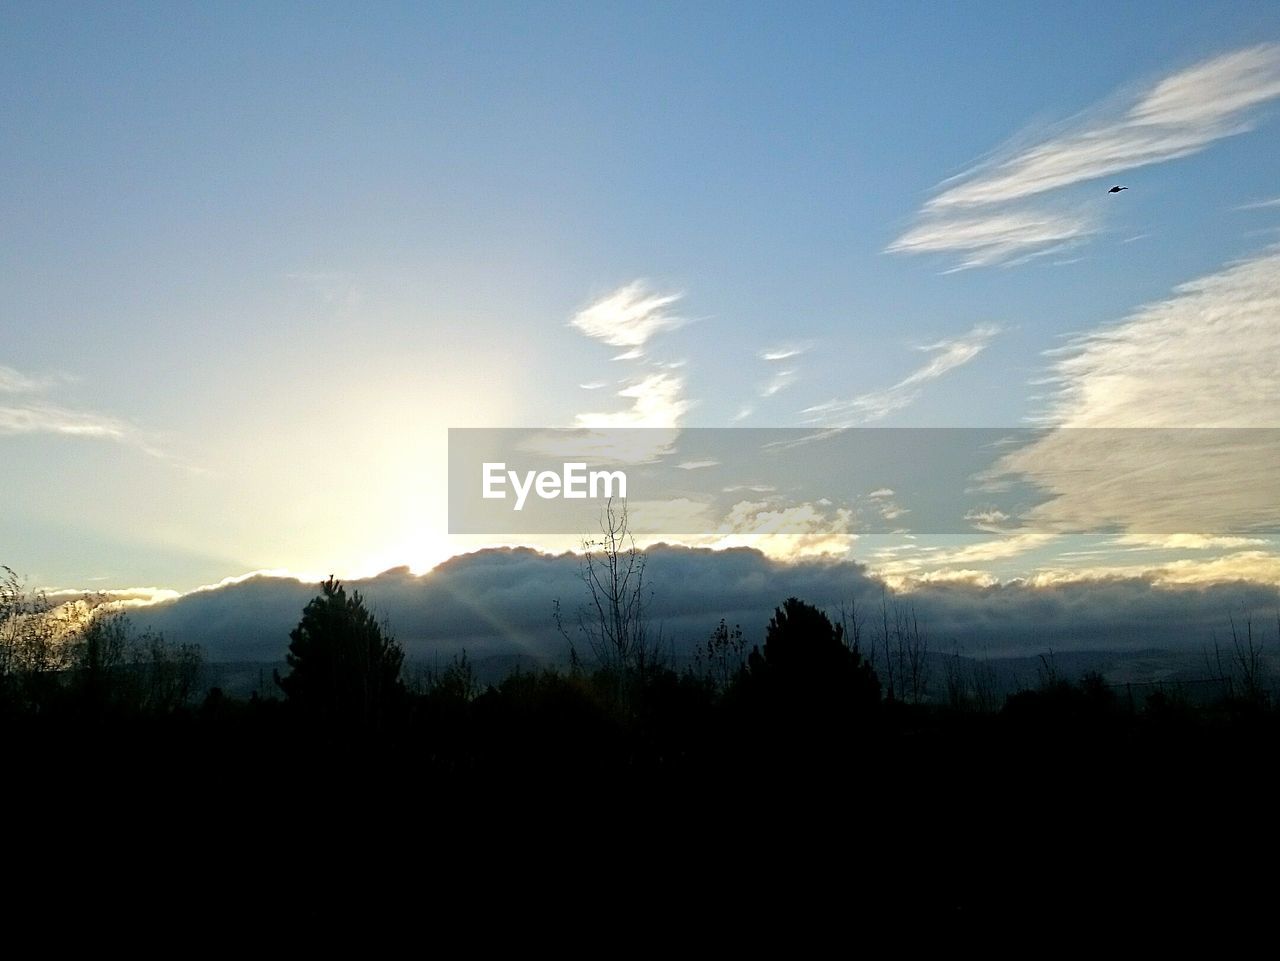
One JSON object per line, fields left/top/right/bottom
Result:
{"left": 127, "top": 546, "right": 1280, "bottom": 664}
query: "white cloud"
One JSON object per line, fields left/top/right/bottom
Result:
{"left": 546, "top": 367, "right": 691, "bottom": 464}
{"left": 1040, "top": 247, "right": 1280, "bottom": 427}
{"left": 574, "top": 371, "right": 689, "bottom": 430}
{"left": 0, "top": 363, "right": 170, "bottom": 459}
{"left": 985, "top": 429, "right": 1280, "bottom": 545}
{"left": 929, "top": 44, "right": 1280, "bottom": 210}
{"left": 890, "top": 44, "right": 1280, "bottom": 268}
{"left": 569, "top": 281, "right": 683, "bottom": 354}
{"left": 758, "top": 343, "right": 811, "bottom": 362}
{"left": 563, "top": 280, "right": 692, "bottom": 460}
{"left": 710, "top": 500, "right": 857, "bottom": 560}
{"left": 803, "top": 324, "right": 999, "bottom": 424}
{"left": 975, "top": 248, "right": 1280, "bottom": 544}
{"left": 965, "top": 508, "right": 1012, "bottom": 530}
{"left": 760, "top": 368, "right": 797, "bottom": 398}
{"left": 887, "top": 209, "right": 1095, "bottom": 270}
{"left": 1026, "top": 551, "right": 1280, "bottom": 588}
{"left": 518, "top": 426, "right": 682, "bottom": 466}
{"left": 878, "top": 502, "right": 909, "bottom": 522}
{"left": 1113, "top": 534, "right": 1272, "bottom": 551}
{"left": 0, "top": 402, "right": 134, "bottom": 440}
{"left": 898, "top": 530, "right": 1060, "bottom": 568}
{"left": 0, "top": 364, "right": 62, "bottom": 394}
{"left": 1237, "top": 196, "right": 1280, "bottom": 210}
{"left": 45, "top": 585, "right": 183, "bottom": 608}
{"left": 626, "top": 497, "right": 717, "bottom": 534}
{"left": 676, "top": 459, "right": 719, "bottom": 471}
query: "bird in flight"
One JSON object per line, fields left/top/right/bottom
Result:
{"left": 1108, "top": 185, "right": 1128, "bottom": 193}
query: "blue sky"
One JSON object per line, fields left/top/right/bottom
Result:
{"left": 3, "top": 2, "right": 1280, "bottom": 592}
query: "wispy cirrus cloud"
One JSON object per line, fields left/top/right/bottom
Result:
{"left": 0, "top": 362, "right": 169, "bottom": 459}
{"left": 1236, "top": 196, "right": 1280, "bottom": 211}
{"left": 758, "top": 342, "right": 811, "bottom": 362}
{"left": 569, "top": 281, "right": 683, "bottom": 357}
{"left": 0, "top": 364, "right": 66, "bottom": 394}
{"left": 802, "top": 324, "right": 1000, "bottom": 424}
{"left": 887, "top": 209, "right": 1097, "bottom": 271}
{"left": 0, "top": 402, "right": 135, "bottom": 440}
{"left": 929, "top": 44, "right": 1280, "bottom": 211}
{"left": 976, "top": 248, "right": 1280, "bottom": 548}
{"left": 751, "top": 341, "right": 811, "bottom": 403}
{"left": 563, "top": 281, "right": 692, "bottom": 461}
{"left": 569, "top": 282, "right": 691, "bottom": 431}
{"left": 574, "top": 371, "right": 690, "bottom": 429}
{"left": 1113, "top": 533, "right": 1272, "bottom": 551}
{"left": 709, "top": 499, "right": 857, "bottom": 560}
{"left": 760, "top": 368, "right": 797, "bottom": 398}
{"left": 1040, "top": 247, "right": 1280, "bottom": 427}
{"left": 747, "top": 342, "right": 808, "bottom": 401}
{"left": 892, "top": 529, "right": 1060, "bottom": 568}
{"left": 891, "top": 43, "right": 1280, "bottom": 269}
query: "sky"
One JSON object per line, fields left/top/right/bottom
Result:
{"left": 3, "top": 1, "right": 1280, "bottom": 605}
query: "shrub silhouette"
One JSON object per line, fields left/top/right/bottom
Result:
{"left": 733, "top": 597, "right": 881, "bottom": 733}
{"left": 276, "top": 576, "right": 405, "bottom": 730}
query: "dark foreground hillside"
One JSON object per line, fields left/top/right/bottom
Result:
{"left": 7, "top": 693, "right": 1276, "bottom": 926}
{"left": 5, "top": 576, "right": 1277, "bottom": 924}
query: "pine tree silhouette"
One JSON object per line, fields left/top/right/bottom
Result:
{"left": 276, "top": 576, "right": 405, "bottom": 729}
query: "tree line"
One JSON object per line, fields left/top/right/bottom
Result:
{"left": 3, "top": 534, "right": 1276, "bottom": 771}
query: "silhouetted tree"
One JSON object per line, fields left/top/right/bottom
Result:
{"left": 132, "top": 629, "right": 203, "bottom": 714}
{"left": 1002, "top": 668, "right": 1123, "bottom": 736}
{"left": 69, "top": 607, "right": 130, "bottom": 712}
{"left": 1, "top": 566, "right": 91, "bottom": 712}
{"left": 556, "top": 499, "right": 663, "bottom": 712}
{"left": 1204, "top": 612, "right": 1273, "bottom": 709}
{"left": 66, "top": 609, "right": 202, "bottom": 715}
{"left": 694, "top": 618, "right": 747, "bottom": 694}
{"left": 736, "top": 597, "right": 881, "bottom": 727}
{"left": 276, "top": 577, "right": 405, "bottom": 730}
{"left": 867, "top": 588, "right": 930, "bottom": 704}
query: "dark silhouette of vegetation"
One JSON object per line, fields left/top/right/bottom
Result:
{"left": 693, "top": 618, "right": 747, "bottom": 693}
{"left": 862, "top": 588, "right": 930, "bottom": 704}
{"left": 1204, "top": 611, "right": 1272, "bottom": 711}
{"left": 4, "top": 558, "right": 1277, "bottom": 757}
{"left": 68, "top": 608, "right": 202, "bottom": 716}
{"left": 943, "top": 642, "right": 1002, "bottom": 712}
{"left": 555, "top": 499, "right": 665, "bottom": 714}
{"left": 739, "top": 596, "right": 881, "bottom": 712}
{"left": 1, "top": 569, "right": 201, "bottom": 718}
{"left": 726, "top": 598, "right": 882, "bottom": 762}
{"left": 5, "top": 555, "right": 1280, "bottom": 913}
{"left": 6, "top": 557, "right": 1280, "bottom": 920}
{"left": 275, "top": 576, "right": 406, "bottom": 729}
